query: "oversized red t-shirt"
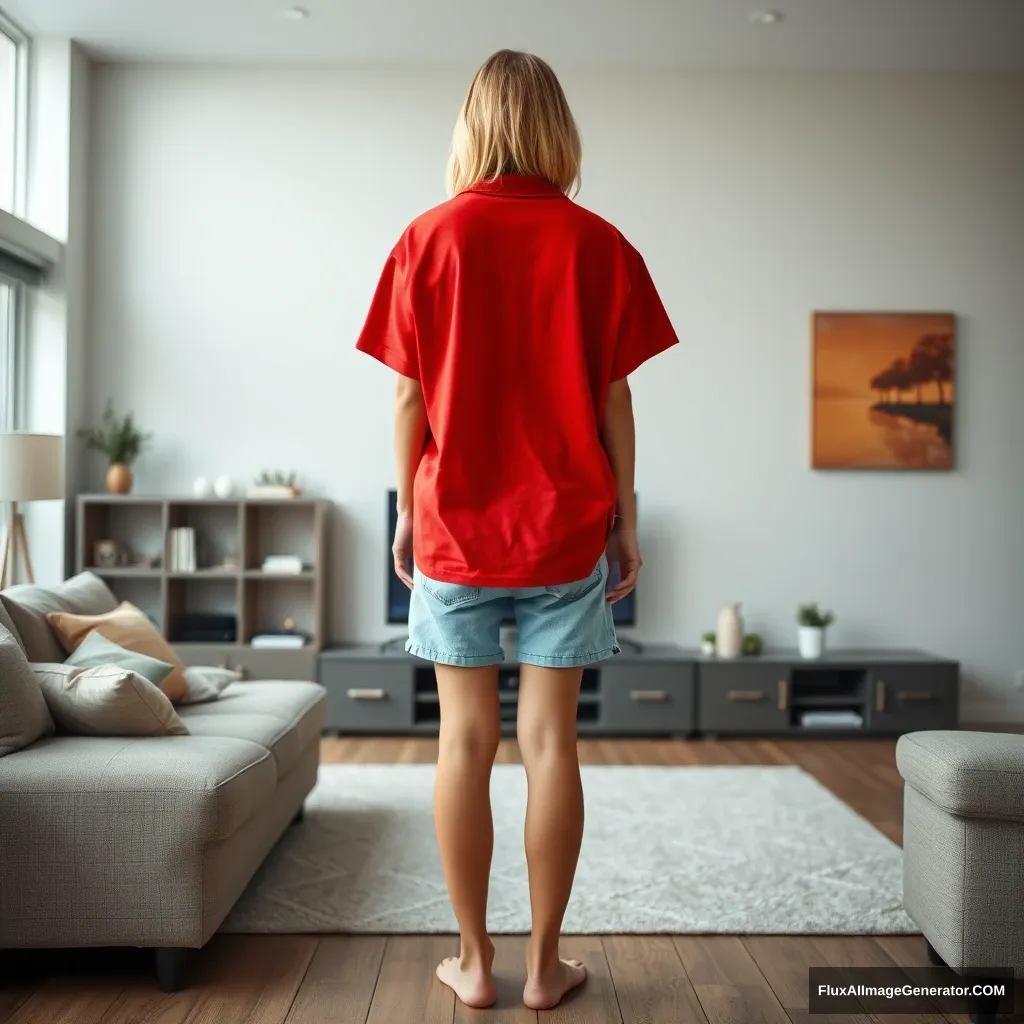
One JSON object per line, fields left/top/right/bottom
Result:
{"left": 356, "top": 174, "right": 678, "bottom": 587}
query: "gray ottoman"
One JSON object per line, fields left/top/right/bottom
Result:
{"left": 896, "top": 730, "right": 1024, "bottom": 1021}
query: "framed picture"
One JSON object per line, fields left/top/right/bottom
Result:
{"left": 811, "top": 312, "right": 955, "bottom": 470}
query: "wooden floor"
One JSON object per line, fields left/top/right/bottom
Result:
{"left": 1, "top": 737, "right": 967, "bottom": 1024}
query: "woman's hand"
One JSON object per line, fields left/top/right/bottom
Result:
{"left": 606, "top": 521, "right": 642, "bottom": 604}
{"left": 392, "top": 510, "right": 414, "bottom": 590}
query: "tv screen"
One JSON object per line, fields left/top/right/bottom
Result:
{"left": 386, "top": 489, "right": 637, "bottom": 626}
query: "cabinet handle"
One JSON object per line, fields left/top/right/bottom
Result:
{"left": 897, "top": 690, "right": 934, "bottom": 702}
{"left": 347, "top": 688, "right": 387, "bottom": 701}
{"left": 630, "top": 689, "right": 668, "bottom": 702}
{"left": 777, "top": 679, "right": 789, "bottom": 711}
{"left": 875, "top": 680, "right": 886, "bottom": 712}
{"left": 727, "top": 689, "right": 765, "bottom": 702}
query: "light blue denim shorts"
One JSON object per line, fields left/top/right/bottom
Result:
{"left": 406, "top": 555, "right": 620, "bottom": 668}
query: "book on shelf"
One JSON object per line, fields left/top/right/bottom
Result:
{"left": 251, "top": 632, "right": 308, "bottom": 649}
{"left": 260, "top": 555, "right": 305, "bottom": 574}
{"left": 167, "top": 527, "right": 197, "bottom": 573}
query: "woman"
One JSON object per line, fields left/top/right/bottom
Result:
{"left": 356, "top": 49, "right": 678, "bottom": 1010}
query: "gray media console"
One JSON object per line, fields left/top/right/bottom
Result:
{"left": 318, "top": 644, "right": 958, "bottom": 737}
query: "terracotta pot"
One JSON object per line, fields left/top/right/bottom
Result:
{"left": 106, "top": 463, "right": 133, "bottom": 494}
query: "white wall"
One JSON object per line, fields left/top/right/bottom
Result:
{"left": 88, "top": 66, "right": 1024, "bottom": 720}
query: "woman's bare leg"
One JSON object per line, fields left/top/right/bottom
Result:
{"left": 516, "top": 665, "right": 588, "bottom": 1010}
{"left": 433, "top": 663, "right": 500, "bottom": 1008}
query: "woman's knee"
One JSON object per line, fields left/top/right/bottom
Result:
{"left": 516, "top": 716, "right": 577, "bottom": 763}
{"left": 439, "top": 716, "right": 500, "bottom": 761}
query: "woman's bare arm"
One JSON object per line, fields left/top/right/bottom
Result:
{"left": 600, "top": 378, "right": 637, "bottom": 528}
{"left": 394, "top": 374, "right": 428, "bottom": 514}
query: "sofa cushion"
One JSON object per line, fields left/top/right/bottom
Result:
{"left": 176, "top": 681, "right": 326, "bottom": 779}
{"left": 0, "top": 626, "right": 55, "bottom": 756}
{"left": 0, "top": 733, "right": 275, "bottom": 842}
{"left": 0, "top": 572, "right": 118, "bottom": 663}
{"left": 32, "top": 662, "right": 188, "bottom": 737}
{"left": 896, "top": 730, "right": 1024, "bottom": 823}
{"left": 0, "top": 601, "right": 25, "bottom": 652}
{"left": 46, "top": 602, "right": 188, "bottom": 703}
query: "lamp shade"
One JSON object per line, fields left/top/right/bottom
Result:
{"left": 0, "top": 433, "right": 64, "bottom": 501}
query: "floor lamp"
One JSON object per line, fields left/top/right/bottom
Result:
{"left": 0, "top": 433, "right": 64, "bottom": 589}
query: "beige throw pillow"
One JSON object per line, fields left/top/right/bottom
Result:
{"left": 32, "top": 663, "right": 188, "bottom": 737}
{"left": 0, "top": 625, "right": 55, "bottom": 756}
{"left": 45, "top": 601, "right": 188, "bottom": 703}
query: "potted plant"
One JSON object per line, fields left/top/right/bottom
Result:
{"left": 78, "top": 401, "right": 152, "bottom": 494}
{"left": 742, "top": 633, "right": 763, "bottom": 656}
{"left": 700, "top": 631, "right": 716, "bottom": 656}
{"left": 797, "top": 603, "right": 834, "bottom": 659}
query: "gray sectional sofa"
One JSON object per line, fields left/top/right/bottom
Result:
{"left": 0, "top": 572, "right": 327, "bottom": 991}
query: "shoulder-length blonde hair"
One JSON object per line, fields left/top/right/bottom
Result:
{"left": 446, "top": 50, "right": 582, "bottom": 198}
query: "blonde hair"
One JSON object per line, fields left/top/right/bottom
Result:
{"left": 446, "top": 50, "right": 582, "bottom": 198}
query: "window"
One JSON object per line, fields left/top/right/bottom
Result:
{"left": 0, "top": 275, "right": 22, "bottom": 430}
{"left": 0, "top": 10, "right": 27, "bottom": 214}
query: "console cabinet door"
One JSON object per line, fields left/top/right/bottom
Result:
{"left": 868, "top": 663, "right": 958, "bottom": 733}
{"left": 599, "top": 664, "right": 695, "bottom": 735}
{"left": 699, "top": 663, "right": 791, "bottom": 734}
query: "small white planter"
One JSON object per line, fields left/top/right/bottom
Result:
{"left": 700, "top": 640, "right": 716, "bottom": 657}
{"left": 798, "top": 626, "right": 825, "bottom": 659}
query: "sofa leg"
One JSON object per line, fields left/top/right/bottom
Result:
{"left": 924, "top": 939, "right": 945, "bottom": 966}
{"left": 155, "top": 947, "right": 189, "bottom": 992}
{"left": 292, "top": 804, "right": 304, "bottom": 824}
{"left": 968, "top": 990, "right": 1001, "bottom": 1024}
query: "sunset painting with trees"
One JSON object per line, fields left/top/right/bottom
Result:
{"left": 812, "top": 313, "right": 955, "bottom": 470}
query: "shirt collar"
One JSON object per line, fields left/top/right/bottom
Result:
{"left": 462, "top": 175, "right": 566, "bottom": 199}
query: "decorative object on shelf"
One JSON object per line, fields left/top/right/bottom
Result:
{"left": 193, "top": 477, "right": 212, "bottom": 498}
{"left": 700, "top": 632, "right": 716, "bottom": 657}
{"left": 248, "top": 470, "right": 301, "bottom": 499}
{"left": 715, "top": 603, "right": 744, "bottom": 660}
{"left": 0, "top": 432, "right": 64, "bottom": 587}
{"left": 797, "top": 603, "right": 835, "bottom": 659}
{"left": 261, "top": 554, "right": 305, "bottom": 575}
{"left": 167, "top": 527, "right": 197, "bottom": 573}
{"left": 252, "top": 617, "right": 309, "bottom": 649}
{"left": 812, "top": 312, "right": 955, "bottom": 471}
{"left": 214, "top": 475, "right": 235, "bottom": 499}
{"left": 93, "top": 539, "right": 130, "bottom": 568}
{"left": 78, "top": 401, "right": 153, "bottom": 494}
{"left": 742, "top": 633, "right": 763, "bottom": 656}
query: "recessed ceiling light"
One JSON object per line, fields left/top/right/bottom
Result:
{"left": 282, "top": 5, "right": 310, "bottom": 20}
{"left": 749, "top": 9, "right": 783, "bottom": 25}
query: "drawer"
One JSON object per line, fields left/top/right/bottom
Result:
{"left": 318, "top": 661, "right": 413, "bottom": 732}
{"left": 599, "top": 664, "right": 695, "bottom": 734}
{"left": 868, "top": 664, "right": 958, "bottom": 733}
{"left": 699, "top": 663, "right": 790, "bottom": 734}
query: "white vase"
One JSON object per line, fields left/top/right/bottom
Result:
{"left": 798, "top": 626, "right": 825, "bottom": 659}
{"left": 193, "top": 477, "right": 211, "bottom": 498}
{"left": 214, "top": 475, "right": 234, "bottom": 499}
{"left": 715, "top": 603, "right": 744, "bottom": 659}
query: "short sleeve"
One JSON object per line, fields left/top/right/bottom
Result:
{"left": 355, "top": 253, "right": 418, "bottom": 379}
{"left": 610, "top": 243, "right": 679, "bottom": 382}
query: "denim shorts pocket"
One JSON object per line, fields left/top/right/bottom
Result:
{"left": 545, "top": 559, "right": 605, "bottom": 601}
{"left": 419, "top": 578, "right": 482, "bottom": 608}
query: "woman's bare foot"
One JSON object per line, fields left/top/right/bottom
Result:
{"left": 435, "top": 950, "right": 497, "bottom": 1009}
{"left": 523, "top": 958, "right": 587, "bottom": 1010}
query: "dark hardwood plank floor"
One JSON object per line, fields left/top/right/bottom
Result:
{"left": 2, "top": 736, "right": 938, "bottom": 1024}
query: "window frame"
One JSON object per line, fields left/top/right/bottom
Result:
{"left": 0, "top": 271, "right": 25, "bottom": 431}
{"left": 0, "top": 8, "right": 29, "bottom": 217}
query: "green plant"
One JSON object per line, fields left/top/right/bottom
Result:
{"left": 701, "top": 631, "right": 716, "bottom": 644}
{"left": 797, "top": 603, "right": 835, "bottom": 629}
{"left": 256, "top": 470, "right": 298, "bottom": 488}
{"left": 742, "top": 633, "right": 763, "bottom": 656}
{"left": 77, "top": 401, "right": 151, "bottom": 466}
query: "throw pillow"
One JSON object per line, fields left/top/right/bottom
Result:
{"left": 32, "top": 662, "right": 188, "bottom": 737}
{"left": 66, "top": 632, "right": 175, "bottom": 688}
{"left": 181, "top": 665, "right": 243, "bottom": 705}
{"left": 45, "top": 601, "right": 188, "bottom": 703}
{"left": 0, "top": 625, "right": 55, "bottom": 756}
{"left": 0, "top": 571, "right": 119, "bottom": 662}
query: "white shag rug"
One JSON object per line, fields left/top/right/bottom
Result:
{"left": 221, "top": 764, "right": 916, "bottom": 935}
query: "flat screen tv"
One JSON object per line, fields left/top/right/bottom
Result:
{"left": 386, "top": 489, "right": 637, "bottom": 626}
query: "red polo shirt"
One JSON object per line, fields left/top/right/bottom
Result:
{"left": 356, "top": 174, "right": 678, "bottom": 587}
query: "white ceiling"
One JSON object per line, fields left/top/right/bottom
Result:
{"left": 4, "top": 0, "right": 1024, "bottom": 69}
